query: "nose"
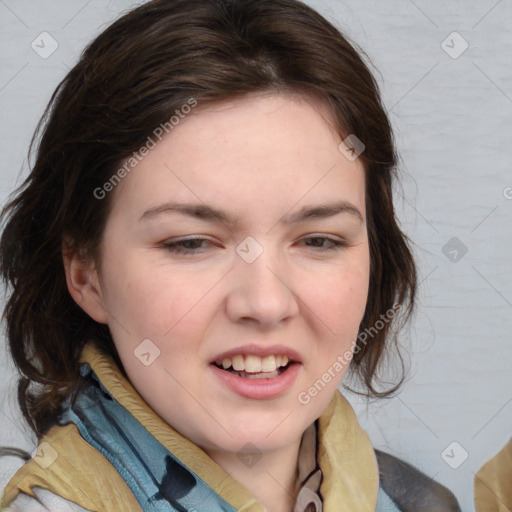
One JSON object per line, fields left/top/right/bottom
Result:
{"left": 225, "top": 241, "right": 299, "bottom": 327}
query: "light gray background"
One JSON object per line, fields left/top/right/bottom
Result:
{"left": 0, "top": 1, "right": 511, "bottom": 510}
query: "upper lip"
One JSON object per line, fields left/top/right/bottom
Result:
{"left": 211, "top": 344, "right": 303, "bottom": 365}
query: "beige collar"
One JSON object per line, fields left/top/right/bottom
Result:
{"left": 293, "top": 421, "right": 322, "bottom": 511}
{"left": 81, "top": 342, "right": 379, "bottom": 511}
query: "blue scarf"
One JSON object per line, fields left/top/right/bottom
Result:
{"left": 57, "top": 362, "right": 237, "bottom": 512}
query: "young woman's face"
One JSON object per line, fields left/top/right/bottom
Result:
{"left": 91, "top": 93, "right": 369, "bottom": 456}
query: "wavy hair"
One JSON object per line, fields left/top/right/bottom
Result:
{"left": 0, "top": 0, "right": 416, "bottom": 438}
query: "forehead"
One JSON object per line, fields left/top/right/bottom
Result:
{"left": 107, "top": 92, "right": 366, "bottom": 226}
{"left": 185, "top": 91, "right": 343, "bottom": 155}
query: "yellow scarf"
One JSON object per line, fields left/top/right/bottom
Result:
{"left": 2, "top": 342, "right": 379, "bottom": 511}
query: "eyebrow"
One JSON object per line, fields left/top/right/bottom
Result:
{"left": 139, "top": 200, "right": 364, "bottom": 225}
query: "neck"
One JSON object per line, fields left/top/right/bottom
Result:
{"left": 205, "top": 438, "right": 302, "bottom": 512}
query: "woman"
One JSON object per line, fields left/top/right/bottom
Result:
{"left": 0, "top": 0, "right": 459, "bottom": 510}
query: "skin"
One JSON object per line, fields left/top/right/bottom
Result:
{"left": 64, "top": 91, "right": 370, "bottom": 512}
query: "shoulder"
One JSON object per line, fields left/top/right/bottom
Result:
{"left": 1, "top": 423, "right": 142, "bottom": 512}
{"left": 375, "top": 449, "right": 461, "bottom": 511}
{"left": 4, "top": 487, "right": 91, "bottom": 512}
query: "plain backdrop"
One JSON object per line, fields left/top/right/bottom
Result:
{"left": 0, "top": 1, "right": 511, "bottom": 510}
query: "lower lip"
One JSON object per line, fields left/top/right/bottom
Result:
{"left": 209, "top": 363, "right": 301, "bottom": 400}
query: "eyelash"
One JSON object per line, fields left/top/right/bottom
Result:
{"left": 162, "top": 236, "right": 347, "bottom": 255}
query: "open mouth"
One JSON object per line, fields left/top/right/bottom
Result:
{"left": 212, "top": 360, "right": 294, "bottom": 379}
{"left": 209, "top": 353, "right": 301, "bottom": 398}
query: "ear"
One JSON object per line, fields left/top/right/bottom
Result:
{"left": 62, "top": 244, "right": 109, "bottom": 324}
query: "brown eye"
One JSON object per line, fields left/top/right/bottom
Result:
{"left": 162, "top": 238, "right": 213, "bottom": 255}
{"left": 301, "top": 236, "right": 346, "bottom": 251}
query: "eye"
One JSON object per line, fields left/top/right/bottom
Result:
{"left": 162, "top": 235, "right": 348, "bottom": 256}
{"left": 162, "top": 237, "right": 214, "bottom": 255}
{"left": 299, "top": 235, "right": 347, "bottom": 251}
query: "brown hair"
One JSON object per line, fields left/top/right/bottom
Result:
{"left": 0, "top": 0, "right": 416, "bottom": 438}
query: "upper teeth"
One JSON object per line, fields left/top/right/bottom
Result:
{"left": 219, "top": 354, "right": 289, "bottom": 373}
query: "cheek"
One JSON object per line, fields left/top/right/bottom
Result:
{"left": 100, "top": 251, "right": 212, "bottom": 336}
{"left": 301, "top": 254, "right": 370, "bottom": 337}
